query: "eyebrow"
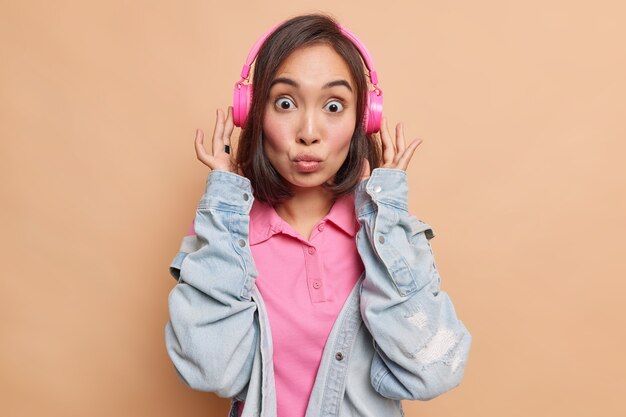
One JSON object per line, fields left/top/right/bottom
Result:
{"left": 269, "top": 77, "right": 353, "bottom": 93}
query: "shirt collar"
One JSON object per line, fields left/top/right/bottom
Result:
{"left": 249, "top": 193, "right": 359, "bottom": 245}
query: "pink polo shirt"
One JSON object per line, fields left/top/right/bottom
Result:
{"left": 237, "top": 192, "right": 364, "bottom": 417}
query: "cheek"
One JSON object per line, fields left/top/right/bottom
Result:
{"left": 329, "top": 125, "right": 355, "bottom": 153}
{"left": 262, "top": 135, "right": 283, "bottom": 162}
{"left": 262, "top": 118, "right": 288, "bottom": 154}
{"left": 333, "top": 110, "right": 357, "bottom": 150}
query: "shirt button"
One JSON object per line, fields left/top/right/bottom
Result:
{"left": 308, "top": 246, "right": 316, "bottom": 255}
{"left": 312, "top": 280, "right": 321, "bottom": 289}
{"left": 373, "top": 185, "right": 382, "bottom": 193}
{"left": 378, "top": 235, "right": 385, "bottom": 244}
{"left": 317, "top": 223, "right": 325, "bottom": 232}
{"left": 335, "top": 352, "right": 344, "bottom": 361}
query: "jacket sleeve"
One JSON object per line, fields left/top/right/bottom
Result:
{"left": 164, "top": 170, "right": 259, "bottom": 399}
{"left": 355, "top": 168, "right": 472, "bottom": 401}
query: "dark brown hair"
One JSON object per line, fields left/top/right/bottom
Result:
{"left": 236, "top": 13, "right": 382, "bottom": 205}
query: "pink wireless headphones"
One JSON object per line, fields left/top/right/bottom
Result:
{"left": 233, "top": 20, "right": 383, "bottom": 134}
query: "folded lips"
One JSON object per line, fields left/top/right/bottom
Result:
{"left": 293, "top": 154, "right": 323, "bottom": 162}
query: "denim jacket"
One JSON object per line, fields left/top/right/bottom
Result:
{"left": 165, "top": 168, "right": 471, "bottom": 417}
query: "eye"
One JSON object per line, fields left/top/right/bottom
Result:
{"left": 324, "top": 100, "right": 344, "bottom": 113}
{"left": 275, "top": 97, "right": 296, "bottom": 110}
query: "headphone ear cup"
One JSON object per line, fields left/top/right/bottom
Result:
{"left": 233, "top": 84, "right": 253, "bottom": 128}
{"left": 365, "top": 90, "right": 383, "bottom": 134}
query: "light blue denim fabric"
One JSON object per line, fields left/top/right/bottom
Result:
{"left": 165, "top": 168, "right": 472, "bottom": 417}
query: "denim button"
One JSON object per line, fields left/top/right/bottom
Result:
{"left": 378, "top": 235, "right": 385, "bottom": 244}
{"left": 335, "top": 352, "right": 344, "bottom": 361}
{"left": 373, "top": 185, "right": 382, "bottom": 193}
{"left": 238, "top": 239, "right": 246, "bottom": 247}
{"left": 243, "top": 193, "right": 249, "bottom": 201}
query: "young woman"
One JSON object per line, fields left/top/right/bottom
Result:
{"left": 165, "top": 13, "right": 471, "bottom": 417}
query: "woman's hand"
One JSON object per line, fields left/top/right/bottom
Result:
{"left": 195, "top": 106, "right": 242, "bottom": 174}
{"left": 360, "top": 116, "right": 423, "bottom": 182}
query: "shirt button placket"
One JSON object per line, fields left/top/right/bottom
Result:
{"left": 305, "top": 245, "right": 325, "bottom": 302}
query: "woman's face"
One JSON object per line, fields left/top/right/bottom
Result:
{"left": 262, "top": 43, "right": 357, "bottom": 192}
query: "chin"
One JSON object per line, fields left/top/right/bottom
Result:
{"left": 284, "top": 171, "right": 334, "bottom": 189}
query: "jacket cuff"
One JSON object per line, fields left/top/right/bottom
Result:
{"left": 355, "top": 168, "right": 409, "bottom": 216}
{"left": 200, "top": 170, "right": 254, "bottom": 214}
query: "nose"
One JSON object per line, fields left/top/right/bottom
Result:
{"left": 297, "top": 109, "right": 321, "bottom": 145}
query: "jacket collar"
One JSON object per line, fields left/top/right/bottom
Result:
{"left": 249, "top": 193, "right": 358, "bottom": 245}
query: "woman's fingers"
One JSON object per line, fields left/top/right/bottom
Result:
{"left": 396, "top": 123, "right": 406, "bottom": 155}
{"left": 212, "top": 109, "right": 225, "bottom": 157}
{"left": 377, "top": 116, "right": 423, "bottom": 170}
{"left": 223, "top": 106, "right": 235, "bottom": 148}
{"left": 195, "top": 107, "right": 240, "bottom": 172}
{"left": 195, "top": 128, "right": 215, "bottom": 167}
{"left": 397, "top": 138, "right": 423, "bottom": 170}
{"left": 380, "top": 117, "right": 396, "bottom": 164}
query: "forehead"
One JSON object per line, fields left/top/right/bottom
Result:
{"left": 273, "top": 43, "right": 354, "bottom": 86}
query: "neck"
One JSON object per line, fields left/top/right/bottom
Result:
{"left": 274, "top": 186, "right": 335, "bottom": 240}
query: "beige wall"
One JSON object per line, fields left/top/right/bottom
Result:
{"left": 1, "top": 0, "right": 625, "bottom": 416}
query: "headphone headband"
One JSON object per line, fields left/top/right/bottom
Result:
{"left": 237, "top": 21, "right": 380, "bottom": 90}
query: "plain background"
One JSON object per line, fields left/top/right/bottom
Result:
{"left": 1, "top": 0, "right": 625, "bottom": 416}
